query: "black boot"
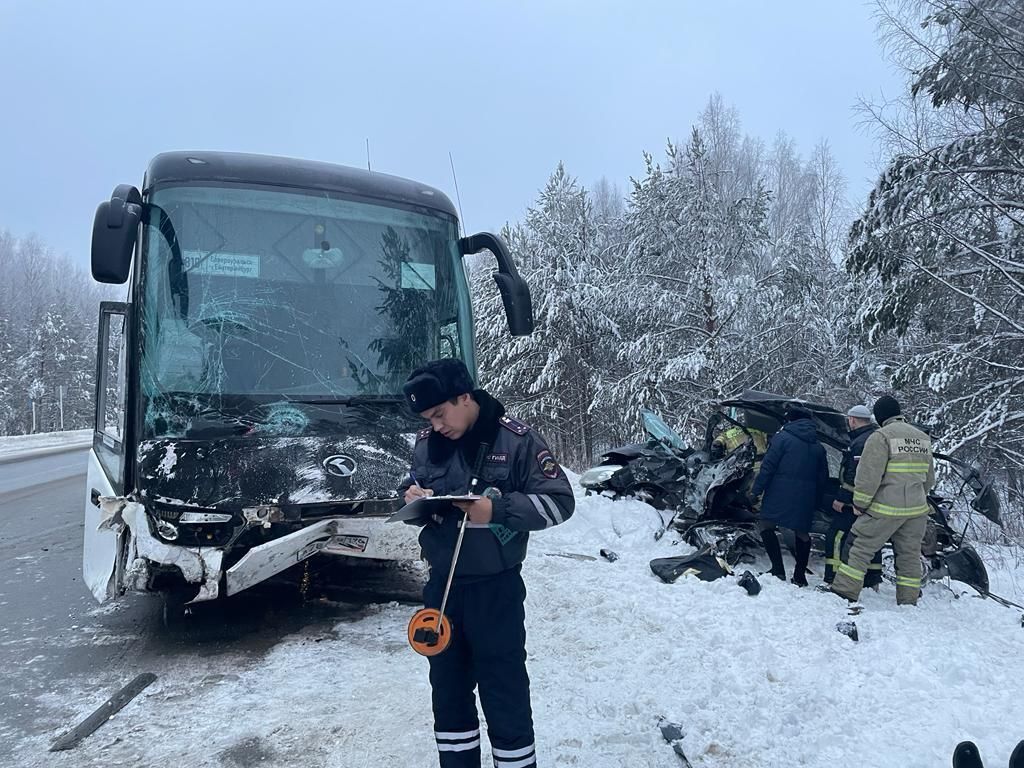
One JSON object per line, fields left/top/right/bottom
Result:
{"left": 791, "top": 537, "right": 811, "bottom": 587}
{"left": 760, "top": 529, "right": 786, "bottom": 580}
{"left": 1009, "top": 739, "right": 1024, "bottom": 768}
{"left": 952, "top": 741, "right": 984, "bottom": 768}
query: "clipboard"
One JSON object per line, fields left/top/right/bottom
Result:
{"left": 386, "top": 494, "right": 482, "bottom": 523}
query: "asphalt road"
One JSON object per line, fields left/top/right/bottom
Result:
{"left": 0, "top": 447, "right": 425, "bottom": 767}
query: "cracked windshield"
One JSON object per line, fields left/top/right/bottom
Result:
{"left": 139, "top": 186, "right": 472, "bottom": 435}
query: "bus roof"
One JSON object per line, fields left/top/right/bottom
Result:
{"left": 144, "top": 151, "right": 460, "bottom": 218}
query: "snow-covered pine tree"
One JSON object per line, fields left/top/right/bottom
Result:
{"left": 854, "top": 0, "right": 1024, "bottom": 532}
{"left": 610, "top": 131, "right": 770, "bottom": 439}
{"left": 471, "top": 163, "right": 617, "bottom": 466}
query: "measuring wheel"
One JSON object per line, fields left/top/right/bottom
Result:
{"left": 408, "top": 608, "right": 453, "bottom": 656}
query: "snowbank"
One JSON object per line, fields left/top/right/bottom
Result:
{"left": 22, "top": 479, "right": 1024, "bottom": 767}
{"left": 0, "top": 429, "right": 91, "bottom": 461}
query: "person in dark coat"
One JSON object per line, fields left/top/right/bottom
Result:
{"left": 749, "top": 404, "right": 828, "bottom": 585}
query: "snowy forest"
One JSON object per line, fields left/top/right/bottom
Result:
{"left": 470, "top": 0, "right": 1024, "bottom": 536}
{"left": 0, "top": 233, "right": 119, "bottom": 437}
{"left": 1, "top": 0, "right": 1021, "bottom": 537}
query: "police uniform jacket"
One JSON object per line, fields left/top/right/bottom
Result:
{"left": 399, "top": 390, "right": 575, "bottom": 579}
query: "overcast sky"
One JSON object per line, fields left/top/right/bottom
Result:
{"left": 0, "top": 1, "right": 903, "bottom": 267}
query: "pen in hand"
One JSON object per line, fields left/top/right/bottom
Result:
{"left": 405, "top": 471, "right": 433, "bottom": 503}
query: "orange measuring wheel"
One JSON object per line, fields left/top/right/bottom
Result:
{"left": 408, "top": 608, "right": 453, "bottom": 656}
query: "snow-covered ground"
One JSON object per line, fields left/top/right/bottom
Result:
{"left": 0, "top": 429, "right": 91, "bottom": 461}
{"left": 16, "top": 472, "right": 1024, "bottom": 768}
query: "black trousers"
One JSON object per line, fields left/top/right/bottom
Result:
{"left": 825, "top": 509, "right": 883, "bottom": 586}
{"left": 423, "top": 566, "right": 536, "bottom": 768}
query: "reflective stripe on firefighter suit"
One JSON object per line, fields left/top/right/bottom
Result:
{"left": 831, "top": 416, "right": 935, "bottom": 605}
{"left": 713, "top": 426, "right": 769, "bottom": 457}
{"left": 400, "top": 397, "right": 575, "bottom": 768}
{"left": 824, "top": 423, "right": 882, "bottom": 585}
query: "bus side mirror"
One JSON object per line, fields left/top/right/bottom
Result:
{"left": 92, "top": 185, "right": 142, "bottom": 284}
{"left": 459, "top": 232, "right": 535, "bottom": 336}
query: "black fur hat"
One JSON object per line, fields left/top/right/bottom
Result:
{"left": 873, "top": 395, "right": 901, "bottom": 425}
{"left": 403, "top": 358, "right": 475, "bottom": 414}
{"left": 785, "top": 404, "right": 814, "bottom": 422}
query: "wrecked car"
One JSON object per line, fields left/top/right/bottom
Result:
{"left": 580, "top": 391, "right": 1001, "bottom": 594}
{"left": 83, "top": 151, "right": 534, "bottom": 617}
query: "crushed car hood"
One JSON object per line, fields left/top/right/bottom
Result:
{"left": 136, "top": 433, "right": 415, "bottom": 510}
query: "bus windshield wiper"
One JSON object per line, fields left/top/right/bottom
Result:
{"left": 287, "top": 395, "right": 405, "bottom": 405}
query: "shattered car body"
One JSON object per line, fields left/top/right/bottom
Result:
{"left": 580, "top": 392, "right": 1002, "bottom": 594}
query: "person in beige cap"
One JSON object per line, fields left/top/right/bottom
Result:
{"left": 822, "top": 404, "right": 883, "bottom": 587}
{"left": 830, "top": 395, "right": 935, "bottom": 606}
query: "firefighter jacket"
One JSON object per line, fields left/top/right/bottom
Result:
{"left": 398, "top": 390, "right": 575, "bottom": 579}
{"left": 852, "top": 415, "right": 935, "bottom": 518}
{"left": 836, "top": 423, "right": 878, "bottom": 506}
{"left": 713, "top": 426, "right": 768, "bottom": 457}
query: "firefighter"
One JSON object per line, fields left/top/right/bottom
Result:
{"left": 822, "top": 405, "right": 883, "bottom": 588}
{"left": 711, "top": 412, "right": 770, "bottom": 512}
{"left": 830, "top": 395, "right": 935, "bottom": 606}
{"left": 709, "top": 414, "right": 768, "bottom": 460}
{"left": 399, "top": 359, "right": 575, "bottom": 768}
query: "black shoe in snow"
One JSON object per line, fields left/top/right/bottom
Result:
{"left": 1009, "top": 739, "right": 1024, "bottom": 768}
{"left": 952, "top": 740, "right": 984, "bottom": 768}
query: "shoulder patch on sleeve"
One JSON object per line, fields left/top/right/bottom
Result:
{"left": 537, "top": 449, "right": 560, "bottom": 479}
{"left": 499, "top": 415, "right": 531, "bottom": 436}
{"left": 416, "top": 427, "right": 432, "bottom": 442}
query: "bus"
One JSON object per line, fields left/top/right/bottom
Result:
{"left": 84, "top": 151, "right": 532, "bottom": 614}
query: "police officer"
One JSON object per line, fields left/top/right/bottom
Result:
{"left": 399, "top": 359, "right": 575, "bottom": 768}
{"left": 830, "top": 395, "right": 935, "bottom": 606}
{"left": 822, "top": 405, "right": 883, "bottom": 588}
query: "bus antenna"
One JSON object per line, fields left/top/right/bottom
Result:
{"left": 449, "top": 152, "right": 466, "bottom": 232}
{"left": 366, "top": 139, "right": 372, "bottom": 172}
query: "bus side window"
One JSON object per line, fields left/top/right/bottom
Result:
{"left": 94, "top": 302, "right": 129, "bottom": 488}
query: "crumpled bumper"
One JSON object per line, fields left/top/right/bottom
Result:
{"left": 94, "top": 499, "right": 419, "bottom": 603}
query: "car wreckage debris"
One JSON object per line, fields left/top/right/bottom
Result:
{"left": 836, "top": 621, "right": 859, "bottom": 642}
{"left": 650, "top": 549, "right": 729, "bottom": 584}
{"left": 582, "top": 392, "right": 1004, "bottom": 599}
{"left": 737, "top": 570, "right": 761, "bottom": 595}
{"left": 658, "top": 719, "right": 694, "bottom": 767}
{"left": 49, "top": 673, "right": 157, "bottom": 751}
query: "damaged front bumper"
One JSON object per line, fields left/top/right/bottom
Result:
{"left": 92, "top": 498, "right": 419, "bottom": 604}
